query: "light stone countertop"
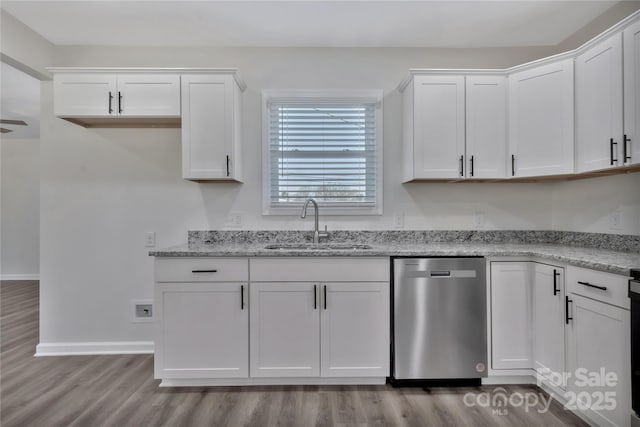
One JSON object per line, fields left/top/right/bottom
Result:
{"left": 150, "top": 241, "right": 640, "bottom": 276}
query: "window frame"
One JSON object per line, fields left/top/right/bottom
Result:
{"left": 261, "top": 89, "right": 383, "bottom": 216}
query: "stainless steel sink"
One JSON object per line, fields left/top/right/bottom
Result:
{"left": 264, "top": 243, "right": 373, "bottom": 251}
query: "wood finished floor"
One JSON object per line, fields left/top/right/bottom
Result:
{"left": 1, "top": 280, "right": 588, "bottom": 427}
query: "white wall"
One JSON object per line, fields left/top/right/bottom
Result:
{"left": 1, "top": 137, "right": 40, "bottom": 279}
{"left": 552, "top": 173, "right": 640, "bottom": 235}
{"left": 39, "top": 46, "right": 561, "bottom": 348}
{"left": 0, "top": 11, "right": 54, "bottom": 80}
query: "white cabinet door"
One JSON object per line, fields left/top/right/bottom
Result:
{"left": 250, "top": 282, "right": 320, "bottom": 377}
{"left": 117, "top": 74, "right": 180, "bottom": 117}
{"left": 490, "top": 262, "right": 532, "bottom": 370}
{"left": 532, "top": 263, "right": 565, "bottom": 389}
{"left": 53, "top": 74, "right": 117, "bottom": 117}
{"left": 413, "top": 75, "right": 466, "bottom": 179}
{"left": 465, "top": 75, "right": 507, "bottom": 179}
{"left": 156, "top": 282, "right": 248, "bottom": 379}
{"left": 576, "top": 34, "right": 624, "bottom": 172}
{"left": 320, "top": 282, "right": 389, "bottom": 377}
{"left": 181, "top": 74, "right": 241, "bottom": 181}
{"left": 566, "top": 294, "right": 631, "bottom": 427}
{"left": 624, "top": 20, "right": 640, "bottom": 166}
{"left": 509, "top": 59, "right": 574, "bottom": 177}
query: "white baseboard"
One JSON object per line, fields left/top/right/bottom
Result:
{"left": 1, "top": 274, "right": 40, "bottom": 281}
{"left": 35, "top": 341, "right": 154, "bottom": 356}
{"left": 160, "top": 377, "right": 387, "bottom": 387}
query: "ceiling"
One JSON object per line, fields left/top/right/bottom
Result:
{"left": 0, "top": 1, "right": 623, "bottom": 48}
{"left": 1, "top": 62, "right": 40, "bottom": 139}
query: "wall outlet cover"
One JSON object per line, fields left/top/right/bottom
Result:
{"left": 132, "top": 300, "right": 153, "bottom": 323}
{"left": 393, "top": 213, "right": 404, "bottom": 228}
{"left": 145, "top": 232, "right": 156, "bottom": 248}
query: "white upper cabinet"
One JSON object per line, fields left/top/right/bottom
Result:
{"left": 404, "top": 75, "right": 466, "bottom": 180}
{"left": 53, "top": 71, "right": 180, "bottom": 122}
{"left": 624, "top": 20, "right": 640, "bottom": 166}
{"left": 401, "top": 73, "right": 507, "bottom": 181}
{"left": 465, "top": 75, "right": 508, "bottom": 178}
{"left": 508, "top": 58, "right": 575, "bottom": 178}
{"left": 576, "top": 34, "right": 624, "bottom": 172}
{"left": 54, "top": 73, "right": 117, "bottom": 117}
{"left": 181, "top": 74, "right": 244, "bottom": 181}
{"left": 116, "top": 74, "right": 181, "bottom": 117}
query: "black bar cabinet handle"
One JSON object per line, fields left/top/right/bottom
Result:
{"left": 624, "top": 134, "right": 631, "bottom": 162}
{"left": 577, "top": 280, "right": 607, "bottom": 291}
{"left": 565, "top": 296, "right": 573, "bottom": 325}
{"left": 459, "top": 155, "right": 464, "bottom": 177}
{"left": 323, "top": 285, "right": 327, "bottom": 310}
{"left": 314, "top": 285, "right": 317, "bottom": 310}
{"left": 191, "top": 269, "right": 217, "bottom": 273}
{"left": 108, "top": 91, "right": 113, "bottom": 114}
{"left": 118, "top": 91, "right": 123, "bottom": 114}
{"left": 511, "top": 154, "right": 515, "bottom": 176}
{"left": 470, "top": 155, "right": 474, "bottom": 177}
{"left": 241, "top": 285, "right": 244, "bottom": 310}
{"left": 553, "top": 269, "right": 560, "bottom": 296}
{"left": 226, "top": 155, "right": 230, "bottom": 177}
{"left": 610, "top": 138, "right": 618, "bottom": 165}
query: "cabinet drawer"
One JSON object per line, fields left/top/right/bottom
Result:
{"left": 155, "top": 257, "right": 248, "bottom": 282}
{"left": 250, "top": 257, "right": 389, "bottom": 282}
{"left": 566, "top": 265, "right": 629, "bottom": 309}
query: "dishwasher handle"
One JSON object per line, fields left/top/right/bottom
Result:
{"left": 430, "top": 271, "right": 451, "bottom": 277}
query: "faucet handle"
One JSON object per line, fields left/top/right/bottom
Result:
{"left": 319, "top": 225, "right": 329, "bottom": 239}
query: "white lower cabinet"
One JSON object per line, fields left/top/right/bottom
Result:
{"left": 154, "top": 258, "right": 250, "bottom": 380}
{"left": 156, "top": 282, "right": 248, "bottom": 379}
{"left": 155, "top": 256, "right": 390, "bottom": 385}
{"left": 565, "top": 266, "right": 631, "bottom": 427}
{"left": 532, "top": 263, "right": 565, "bottom": 390}
{"left": 490, "top": 260, "right": 632, "bottom": 427}
{"left": 566, "top": 294, "right": 631, "bottom": 427}
{"left": 321, "top": 282, "right": 390, "bottom": 377}
{"left": 249, "top": 280, "right": 390, "bottom": 379}
{"left": 249, "top": 282, "right": 320, "bottom": 377}
{"left": 249, "top": 258, "right": 390, "bottom": 380}
{"left": 490, "top": 261, "right": 533, "bottom": 370}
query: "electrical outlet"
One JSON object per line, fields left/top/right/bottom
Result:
{"left": 393, "top": 213, "right": 404, "bottom": 228}
{"left": 145, "top": 232, "right": 156, "bottom": 248}
{"left": 132, "top": 300, "right": 153, "bottom": 323}
{"left": 475, "top": 212, "right": 485, "bottom": 229}
{"left": 610, "top": 209, "right": 622, "bottom": 230}
{"left": 227, "top": 213, "right": 243, "bottom": 228}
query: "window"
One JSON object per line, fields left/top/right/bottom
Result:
{"left": 262, "top": 90, "right": 383, "bottom": 215}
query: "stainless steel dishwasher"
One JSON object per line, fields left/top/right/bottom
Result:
{"left": 392, "top": 257, "right": 487, "bottom": 383}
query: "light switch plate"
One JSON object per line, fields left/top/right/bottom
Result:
{"left": 610, "top": 209, "right": 622, "bottom": 230}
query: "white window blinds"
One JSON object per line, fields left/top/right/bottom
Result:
{"left": 267, "top": 101, "right": 379, "bottom": 210}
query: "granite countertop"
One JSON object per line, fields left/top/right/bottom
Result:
{"left": 150, "top": 241, "right": 640, "bottom": 276}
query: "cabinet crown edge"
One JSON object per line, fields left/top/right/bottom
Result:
{"left": 47, "top": 67, "right": 247, "bottom": 91}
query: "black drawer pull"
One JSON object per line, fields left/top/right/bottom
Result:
{"left": 314, "top": 285, "right": 317, "bottom": 310}
{"left": 624, "top": 134, "right": 631, "bottom": 162}
{"left": 553, "top": 269, "right": 560, "bottom": 296}
{"left": 241, "top": 285, "right": 244, "bottom": 310}
{"left": 577, "top": 281, "right": 607, "bottom": 291}
{"left": 511, "top": 154, "right": 515, "bottom": 176}
{"left": 565, "top": 296, "right": 573, "bottom": 325}
{"left": 324, "top": 285, "right": 327, "bottom": 310}
{"left": 118, "top": 91, "right": 123, "bottom": 114}
{"left": 610, "top": 138, "right": 618, "bottom": 165}
{"left": 108, "top": 91, "right": 113, "bottom": 114}
{"left": 191, "top": 269, "right": 217, "bottom": 273}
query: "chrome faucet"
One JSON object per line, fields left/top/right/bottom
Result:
{"left": 300, "top": 198, "right": 329, "bottom": 244}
